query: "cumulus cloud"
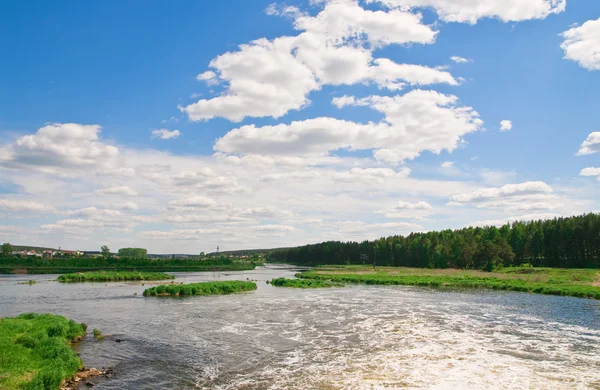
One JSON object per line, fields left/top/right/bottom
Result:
{"left": 448, "top": 181, "right": 565, "bottom": 213}
{"left": 500, "top": 120, "right": 513, "bottom": 131}
{"left": 576, "top": 132, "right": 600, "bottom": 155}
{"left": 260, "top": 171, "right": 321, "bottom": 182}
{"left": 179, "top": 0, "right": 445, "bottom": 122}
{"left": 140, "top": 228, "right": 221, "bottom": 240}
{"left": 376, "top": 200, "right": 433, "bottom": 219}
{"left": 151, "top": 129, "right": 181, "bottom": 140}
{"left": 116, "top": 202, "right": 139, "bottom": 210}
{"left": 0, "top": 199, "right": 55, "bottom": 213}
{"left": 65, "top": 207, "right": 123, "bottom": 218}
{"left": 95, "top": 186, "right": 139, "bottom": 197}
{"left": 168, "top": 196, "right": 216, "bottom": 209}
{"left": 441, "top": 161, "right": 454, "bottom": 168}
{"left": 333, "top": 168, "right": 410, "bottom": 183}
{"left": 216, "top": 89, "right": 483, "bottom": 163}
{"left": 449, "top": 181, "right": 553, "bottom": 203}
{"left": 368, "top": 0, "right": 566, "bottom": 24}
{"left": 450, "top": 56, "right": 472, "bottom": 63}
{"left": 560, "top": 18, "right": 600, "bottom": 71}
{"left": 0, "top": 123, "right": 119, "bottom": 174}
{"left": 580, "top": 167, "right": 600, "bottom": 180}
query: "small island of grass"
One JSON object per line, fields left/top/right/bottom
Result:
{"left": 0, "top": 313, "right": 87, "bottom": 389}
{"left": 143, "top": 280, "right": 257, "bottom": 297}
{"left": 270, "top": 277, "right": 344, "bottom": 288}
{"left": 57, "top": 271, "right": 175, "bottom": 283}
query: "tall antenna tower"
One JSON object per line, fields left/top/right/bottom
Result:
{"left": 217, "top": 245, "right": 220, "bottom": 253}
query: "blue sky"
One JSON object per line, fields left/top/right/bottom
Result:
{"left": 1, "top": 0, "right": 599, "bottom": 253}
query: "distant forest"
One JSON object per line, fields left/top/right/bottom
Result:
{"left": 267, "top": 213, "right": 600, "bottom": 270}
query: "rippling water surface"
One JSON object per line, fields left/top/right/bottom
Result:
{"left": 1, "top": 265, "right": 600, "bottom": 389}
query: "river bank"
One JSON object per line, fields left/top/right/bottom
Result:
{"left": 0, "top": 313, "right": 87, "bottom": 389}
{"left": 298, "top": 265, "right": 600, "bottom": 299}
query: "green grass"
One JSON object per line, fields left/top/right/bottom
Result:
{"left": 0, "top": 313, "right": 87, "bottom": 390}
{"left": 298, "top": 266, "right": 600, "bottom": 300}
{"left": 57, "top": 271, "right": 175, "bottom": 283}
{"left": 270, "top": 277, "right": 344, "bottom": 288}
{"left": 143, "top": 280, "right": 257, "bottom": 297}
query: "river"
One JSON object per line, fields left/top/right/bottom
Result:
{"left": 1, "top": 264, "right": 599, "bottom": 389}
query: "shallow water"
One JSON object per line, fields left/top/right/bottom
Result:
{"left": 1, "top": 265, "right": 599, "bottom": 389}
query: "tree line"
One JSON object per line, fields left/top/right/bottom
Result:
{"left": 267, "top": 213, "right": 600, "bottom": 270}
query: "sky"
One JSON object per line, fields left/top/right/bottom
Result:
{"left": 1, "top": 0, "right": 600, "bottom": 254}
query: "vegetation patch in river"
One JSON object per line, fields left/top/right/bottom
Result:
{"left": 57, "top": 271, "right": 174, "bottom": 283}
{"left": 0, "top": 313, "right": 86, "bottom": 390}
{"left": 298, "top": 266, "right": 600, "bottom": 299}
{"left": 143, "top": 281, "right": 257, "bottom": 297}
{"left": 270, "top": 277, "right": 344, "bottom": 288}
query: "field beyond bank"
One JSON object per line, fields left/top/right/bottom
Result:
{"left": 298, "top": 266, "right": 600, "bottom": 299}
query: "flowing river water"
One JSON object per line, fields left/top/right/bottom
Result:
{"left": 1, "top": 264, "right": 600, "bottom": 389}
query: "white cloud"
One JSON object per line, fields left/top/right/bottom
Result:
{"left": 95, "top": 186, "right": 139, "bottom": 197}
{"left": 0, "top": 123, "right": 119, "bottom": 175}
{"left": 449, "top": 181, "right": 553, "bottom": 203}
{"left": 580, "top": 167, "right": 600, "bottom": 180}
{"left": 333, "top": 167, "right": 410, "bottom": 183}
{"left": 500, "top": 120, "right": 513, "bottom": 131}
{"left": 168, "top": 196, "right": 216, "bottom": 209}
{"left": 253, "top": 224, "right": 296, "bottom": 231}
{"left": 179, "top": 0, "right": 442, "bottom": 122}
{"left": 116, "top": 202, "right": 139, "bottom": 210}
{"left": 196, "top": 70, "right": 219, "bottom": 86}
{"left": 0, "top": 199, "right": 55, "bottom": 213}
{"left": 576, "top": 132, "right": 600, "bottom": 156}
{"left": 151, "top": 129, "right": 181, "bottom": 140}
{"left": 260, "top": 171, "right": 321, "bottom": 182}
{"left": 450, "top": 56, "right": 472, "bottom": 63}
{"left": 560, "top": 18, "right": 600, "bottom": 71}
{"left": 66, "top": 207, "right": 123, "bottom": 218}
{"left": 447, "top": 181, "right": 566, "bottom": 214}
{"left": 368, "top": 0, "right": 566, "bottom": 24}
{"left": 376, "top": 200, "right": 433, "bottom": 219}
{"left": 441, "top": 161, "right": 454, "bottom": 168}
{"left": 216, "top": 89, "right": 483, "bottom": 163}
{"left": 140, "top": 228, "right": 221, "bottom": 240}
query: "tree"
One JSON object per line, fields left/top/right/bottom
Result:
{"left": 101, "top": 245, "right": 111, "bottom": 258}
{"left": 118, "top": 247, "right": 148, "bottom": 259}
{"left": 2, "top": 242, "right": 13, "bottom": 256}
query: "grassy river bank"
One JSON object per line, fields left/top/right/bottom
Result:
{"left": 0, "top": 313, "right": 87, "bottom": 389}
{"left": 296, "top": 265, "right": 600, "bottom": 299}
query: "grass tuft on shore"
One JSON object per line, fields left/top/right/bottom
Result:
{"left": 298, "top": 266, "right": 600, "bottom": 300}
{"left": 0, "top": 313, "right": 87, "bottom": 390}
{"left": 57, "top": 271, "right": 174, "bottom": 283}
{"left": 143, "top": 280, "right": 257, "bottom": 297}
{"left": 270, "top": 277, "right": 344, "bottom": 288}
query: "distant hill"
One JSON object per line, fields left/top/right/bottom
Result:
{"left": 12, "top": 245, "right": 62, "bottom": 252}
{"left": 205, "top": 248, "right": 291, "bottom": 257}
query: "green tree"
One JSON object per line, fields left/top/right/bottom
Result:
{"left": 118, "top": 247, "right": 148, "bottom": 259}
{"left": 2, "top": 242, "right": 13, "bottom": 256}
{"left": 101, "top": 245, "right": 111, "bottom": 258}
